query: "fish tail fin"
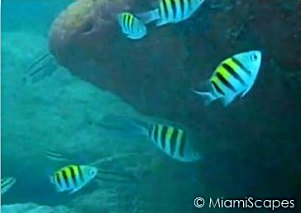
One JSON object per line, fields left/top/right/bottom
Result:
{"left": 192, "top": 90, "right": 216, "bottom": 106}
{"left": 135, "top": 9, "right": 160, "bottom": 24}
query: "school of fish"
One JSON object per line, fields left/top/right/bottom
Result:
{"left": 2, "top": 0, "right": 264, "bottom": 197}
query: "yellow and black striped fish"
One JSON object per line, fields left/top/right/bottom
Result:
{"left": 1, "top": 177, "right": 16, "bottom": 195}
{"left": 137, "top": 0, "right": 205, "bottom": 26}
{"left": 50, "top": 165, "right": 97, "bottom": 194}
{"left": 193, "top": 50, "right": 262, "bottom": 106}
{"left": 117, "top": 12, "right": 147, "bottom": 40}
{"left": 97, "top": 115, "right": 201, "bottom": 162}
{"left": 147, "top": 124, "right": 201, "bottom": 162}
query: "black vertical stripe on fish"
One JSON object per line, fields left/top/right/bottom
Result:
{"left": 232, "top": 57, "right": 252, "bottom": 76}
{"left": 77, "top": 165, "right": 84, "bottom": 182}
{"left": 62, "top": 170, "right": 70, "bottom": 188}
{"left": 170, "top": 0, "right": 177, "bottom": 19}
{"left": 160, "top": 126, "right": 168, "bottom": 149}
{"left": 69, "top": 166, "right": 77, "bottom": 187}
{"left": 216, "top": 72, "right": 236, "bottom": 92}
{"left": 211, "top": 80, "right": 225, "bottom": 95}
{"left": 222, "top": 63, "right": 246, "bottom": 86}
{"left": 126, "top": 15, "right": 131, "bottom": 32}
{"left": 161, "top": 0, "right": 169, "bottom": 20}
{"left": 169, "top": 128, "right": 179, "bottom": 156}
{"left": 56, "top": 173, "right": 62, "bottom": 187}
{"left": 178, "top": 132, "right": 186, "bottom": 157}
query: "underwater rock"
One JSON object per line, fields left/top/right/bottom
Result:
{"left": 1, "top": 203, "right": 78, "bottom": 213}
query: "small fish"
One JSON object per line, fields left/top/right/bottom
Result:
{"left": 50, "top": 165, "right": 97, "bottom": 194}
{"left": 193, "top": 50, "right": 262, "bottom": 106}
{"left": 98, "top": 115, "right": 201, "bottom": 162}
{"left": 147, "top": 124, "right": 201, "bottom": 162}
{"left": 1, "top": 177, "right": 16, "bottom": 195}
{"left": 136, "top": 0, "right": 205, "bottom": 26}
{"left": 117, "top": 12, "right": 147, "bottom": 40}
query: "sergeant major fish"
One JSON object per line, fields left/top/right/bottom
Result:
{"left": 50, "top": 165, "right": 97, "bottom": 194}
{"left": 193, "top": 50, "right": 262, "bottom": 106}
{"left": 136, "top": 0, "right": 205, "bottom": 26}
{"left": 147, "top": 124, "right": 201, "bottom": 162}
{"left": 1, "top": 177, "right": 16, "bottom": 195}
{"left": 98, "top": 115, "right": 201, "bottom": 162}
{"left": 117, "top": 12, "right": 147, "bottom": 40}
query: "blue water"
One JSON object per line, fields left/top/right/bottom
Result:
{"left": 1, "top": 1, "right": 300, "bottom": 213}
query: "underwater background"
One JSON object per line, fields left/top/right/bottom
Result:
{"left": 1, "top": 0, "right": 301, "bottom": 212}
